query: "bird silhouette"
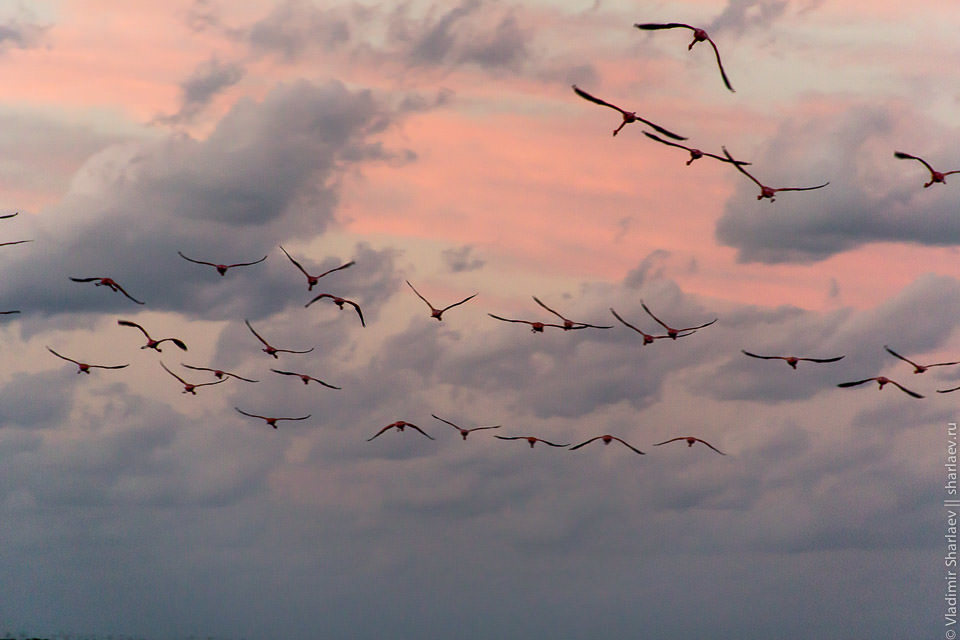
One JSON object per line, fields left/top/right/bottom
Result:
{"left": 279, "top": 245, "right": 354, "bottom": 291}
{"left": 722, "top": 147, "right": 829, "bottom": 201}
{"left": 741, "top": 350, "right": 845, "bottom": 369}
{"left": 245, "top": 319, "right": 314, "bottom": 358}
{"left": 572, "top": 85, "right": 686, "bottom": 139}
{"left": 270, "top": 369, "right": 341, "bottom": 389}
{"left": 235, "top": 407, "right": 311, "bottom": 429}
{"left": 431, "top": 414, "right": 501, "bottom": 440}
{"left": 634, "top": 22, "right": 735, "bottom": 92}
{"left": 894, "top": 151, "right": 960, "bottom": 188}
{"left": 367, "top": 421, "right": 434, "bottom": 441}
{"left": 177, "top": 251, "right": 267, "bottom": 276}
{"left": 641, "top": 301, "right": 716, "bottom": 339}
{"left": 884, "top": 345, "right": 960, "bottom": 374}
{"left": 654, "top": 436, "right": 726, "bottom": 455}
{"left": 609, "top": 307, "right": 691, "bottom": 344}
{"left": 160, "top": 362, "right": 227, "bottom": 395}
{"left": 569, "top": 435, "right": 645, "bottom": 454}
{"left": 304, "top": 294, "right": 365, "bottom": 327}
{"left": 47, "top": 346, "right": 128, "bottom": 374}
{"left": 643, "top": 132, "right": 750, "bottom": 166}
{"left": 836, "top": 376, "right": 924, "bottom": 398}
{"left": 406, "top": 280, "right": 478, "bottom": 320}
{"left": 117, "top": 319, "right": 187, "bottom": 352}
{"left": 71, "top": 277, "right": 144, "bottom": 304}
{"left": 532, "top": 296, "right": 612, "bottom": 330}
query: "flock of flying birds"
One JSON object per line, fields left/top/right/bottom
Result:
{"left": 3, "top": 20, "right": 958, "bottom": 460}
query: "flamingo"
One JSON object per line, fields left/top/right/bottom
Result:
{"left": 177, "top": 251, "right": 267, "bottom": 276}
{"left": 279, "top": 245, "right": 354, "bottom": 291}
{"left": 494, "top": 435, "right": 570, "bottom": 448}
{"left": 431, "top": 414, "right": 501, "bottom": 440}
{"left": 367, "top": 421, "right": 434, "bottom": 441}
{"left": 532, "top": 296, "right": 612, "bottom": 330}
{"left": 884, "top": 345, "right": 960, "bottom": 374}
{"left": 71, "top": 277, "right": 144, "bottom": 304}
{"left": 235, "top": 407, "right": 311, "bottom": 429}
{"left": 722, "top": 147, "right": 829, "bottom": 201}
{"left": 643, "top": 132, "right": 750, "bottom": 166}
{"left": 117, "top": 319, "right": 187, "bottom": 352}
{"left": 836, "top": 376, "right": 924, "bottom": 399}
{"left": 406, "top": 280, "right": 478, "bottom": 321}
{"left": 487, "top": 313, "right": 568, "bottom": 333}
{"left": 160, "top": 362, "right": 226, "bottom": 395}
{"left": 609, "top": 307, "right": 691, "bottom": 344}
{"left": 569, "top": 435, "right": 645, "bottom": 454}
{"left": 572, "top": 85, "right": 686, "bottom": 139}
{"left": 654, "top": 436, "right": 726, "bottom": 455}
{"left": 304, "top": 293, "right": 365, "bottom": 327}
{"left": 641, "top": 301, "right": 717, "bottom": 339}
{"left": 180, "top": 363, "right": 258, "bottom": 382}
{"left": 270, "top": 368, "right": 341, "bottom": 389}
{"left": 47, "top": 346, "right": 128, "bottom": 374}
{"left": 633, "top": 22, "right": 735, "bottom": 92}
{"left": 741, "top": 350, "right": 845, "bottom": 369}
{"left": 894, "top": 151, "right": 960, "bottom": 188}
{"left": 244, "top": 319, "right": 314, "bottom": 358}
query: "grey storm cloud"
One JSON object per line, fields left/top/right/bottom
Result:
{"left": 441, "top": 244, "right": 485, "bottom": 272}
{"left": 156, "top": 56, "right": 246, "bottom": 125}
{"left": 715, "top": 103, "right": 960, "bottom": 263}
{"left": 0, "top": 79, "right": 402, "bottom": 319}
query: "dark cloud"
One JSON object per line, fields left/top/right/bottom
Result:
{"left": 247, "top": 0, "right": 353, "bottom": 60}
{"left": 716, "top": 103, "right": 960, "bottom": 263}
{"left": 0, "top": 17, "right": 48, "bottom": 51}
{"left": 441, "top": 244, "right": 485, "bottom": 272}
{"left": 709, "top": 0, "right": 790, "bottom": 36}
{"left": 156, "top": 56, "right": 246, "bottom": 125}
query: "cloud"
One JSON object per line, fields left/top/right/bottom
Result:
{"left": 156, "top": 56, "right": 246, "bottom": 125}
{"left": 441, "top": 244, "right": 485, "bottom": 272}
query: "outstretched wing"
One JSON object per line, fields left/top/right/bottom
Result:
{"left": 440, "top": 293, "right": 479, "bottom": 314}
{"left": 894, "top": 151, "right": 936, "bottom": 175}
{"left": 836, "top": 378, "right": 874, "bottom": 389}
{"left": 888, "top": 380, "right": 924, "bottom": 399}
{"left": 722, "top": 147, "right": 764, "bottom": 188}
{"left": 111, "top": 282, "right": 145, "bottom": 305}
{"left": 178, "top": 251, "right": 216, "bottom": 267}
{"left": 244, "top": 319, "right": 270, "bottom": 346}
{"left": 572, "top": 85, "right": 627, "bottom": 114}
{"left": 227, "top": 255, "right": 267, "bottom": 268}
{"left": 568, "top": 436, "right": 602, "bottom": 451}
{"left": 799, "top": 355, "right": 845, "bottom": 364}
{"left": 117, "top": 319, "right": 150, "bottom": 339}
{"left": 884, "top": 345, "right": 920, "bottom": 368}
{"left": 705, "top": 36, "right": 734, "bottom": 92}
{"left": 611, "top": 436, "right": 646, "bottom": 455}
{"left": 633, "top": 22, "right": 694, "bottom": 31}
{"left": 46, "top": 346, "right": 78, "bottom": 365}
{"left": 776, "top": 183, "right": 830, "bottom": 193}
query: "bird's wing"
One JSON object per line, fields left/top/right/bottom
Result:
{"left": 0, "top": 240, "right": 31, "bottom": 247}
{"left": 304, "top": 293, "right": 333, "bottom": 307}
{"left": 159, "top": 337, "right": 188, "bottom": 351}
{"left": 541, "top": 439, "right": 571, "bottom": 447}
{"left": 532, "top": 296, "right": 568, "bottom": 322}
{"left": 894, "top": 151, "right": 936, "bottom": 174}
{"left": 889, "top": 380, "right": 924, "bottom": 398}
{"left": 270, "top": 368, "right": 298, "bottom": 377}
{"left": 47, "top": 346, "right": 77, "bottom": 364}
{"left": 117, "top": 319, "right": 150, "bottom": 338}
{"left": 276, "top": 347, "right": 315, "bottom": 355}
{"left": 431, "top": 414, "right": 461, "bottom": 429}
{"left": 227, "top": 255, "right": 268, "bottom": 268}
{"left": 408, "top": 425, "right": 435, "bottom": 440}
{"left": 245, "top": 319, "right": 269, "bottom": 346}
{"left": 90, "top": 363, "right": 130, "bottom": 370}
{"left": 317, "top": 260, "right": 355, "bottom": 278}
{"left": 279, "top": 245, "right": 309, "bottom": 275}
{"left": 609, "top": 307, "right": 649, "bottom": 335}
{"left": 488, "top": 313, "right": 529, "bottom": 325}
{"left": 640, "top": 301, "right": 671, "bottom": 330}
{"left": 235, "top": 407, "right": 266, "bottom": 419}
{"left": 722, "top": 147, "right": 763, "bottom": 188}
{"left": 775, "top": 182, "right": 830, "bottom": 193}
{"left": 642, "top": 131, "right": 690, "bottom": 152}
{"left": 177, "top": 251, "right": 215, "bottom": 267}
{"left": 653, "top": 437, "right": 687, "bottom": 446}
{"left": 800, "top": 355, "right": 845, "bottom": 363}
{"left": 112, "top": 282, "right": 145, "bottom": 304}
{"left": 633, "top": 22, "right": 694, "bottom": 31}
{"left": 367, "top": 426, "right": 392, "bottom": 441}
{"left": 405, "top": 280, "right": 434, "bottom": 309}
{"left": 837, "top": 379, "right": 874, "bottom": 388}
{"left": 634, "top": 115, "right": 687, "bottom": 141}
{"left": 160, "top": 361, "right": 188, "bottom": 384}
{"left": 696, "top": 438, "right": 726, "bottom": 455}
{"left": 706, "top": 37, "right": 734, "bottom": 92}
{"left": 440, "top": 293, "right": 479, "bottom": 313}
{"left": 568, "top": 436, "right": 601, "bottom": 451}
{"left": 884, "top": 345, "right": 919, "bottom": 368}
{"left": 741, "top": 350, "right": 780, "bottom": 360}
{"left": 681, "top": 318, "right": 718, "bottom": 331}
{"left": 69, "top": 277, "right": 99, "bottom": 283}
{"left": 346, "top": 301, "right": 365, "bottom": 327}
{"left": 571, "top": 85, "right": 627, "bottom": 115}
{"left": 610, "top": 437, "right": 646, "bottom": 455}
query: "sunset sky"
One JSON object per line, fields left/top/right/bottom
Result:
{"left": 0, "top": 0, "right": 957, "bottom": 638}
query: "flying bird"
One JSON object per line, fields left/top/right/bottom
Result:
{"left": 741, "top": 350, "right": 845, "bottom": 369}
{"left": 836, "top": 376, "right": 924, "bottom": 398}
{"left": 304, "top": 294, "right": 365, "bottom": 327}
{"left": 117, "top": 319, "right": 187, "bottom": 352}
{"left": 70, "top": 277, "right": 144, "bottom": 304}
{"left": 641, "top": 301, "right": 716, "bottom": 339}
{"left": 177, "top": 251, "right": 267, "bottom": 276}
{"left": 532, "top": 296, "right": 612, "bottom": 330}
{"left": 245, "top": 319, "right": 314, "bottom": 358}
{"left": 270, "top": 368, "right": 341, "bottom": 389}
{"left": 367, "top": 421, "right": 434, "bottom": 441}
{"left": 47, "top": 346, "right": 128, "bottom": 374}
{"left": 235, "top": 407, "right": 311, "bottom": 429}
{"left": 569, "top": 434, "right": 645, "bottom": 454}
{"left": 572, "top": 85, "right": 686, "bottom": 140}
{"left": 654, "top": 436, "right": 726, "bottom": 455}
{"left": 180, "top": 363, "right": 258, "bottom": 382}
{"left": 406, "top": 280, "right": 478, "bottom": 320}
{"left": 279, "top": 245, "right": 354, "bottom": 291}
{"left": 609, "top": 307, "right": 693, "bottom": 344}
{"left": 431, "top": 414, "right": 501, "bottom": 440}
{"left": 487, "top": 313, "right": 568, "bottom": 333}
{"left": 884, "top": 345, "right": 960, "bottom": 374}
{"left": 634, "top": 22, "right": 735, "bottom": 92}
{"left": 160, "top": 361, "right": 226, "bottom": 395}
{"left": 643, "top": 132, "right": 750, "bottom": 166}
{"left": 722, "top": 147, "right": 829, "bottom": 201}
{"left": 494, "top": 435, "right": 570, "bottom": 448}
{"left": 894, "top": 151, "right": 960, "bottom": 188}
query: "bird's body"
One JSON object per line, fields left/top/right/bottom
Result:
{"left": 117, "top": 319, "right": 187, "bottom": 352}
{"left": 572, "top": 85, "right": 686, "bottom": 139}
{"left": 488, "top": 313, "right": 567, "bottom": 333}
{"left": 71, "top": 277, "right": 144, "bottom": 304}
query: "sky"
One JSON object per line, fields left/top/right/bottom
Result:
{"left": 0, "top": 0, "right": 957, "bottom": 638}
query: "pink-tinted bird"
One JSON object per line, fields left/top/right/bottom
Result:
{"left": 279, "top": 245, "right": 354, "bottom": 291}
{"left": 634, "top": 22, "right": 735, "bottom": 92}
{"left": 572, "top": 85, "right": 686, "bottom": 139}
{"left": 235, "top": 407, "right": 311, "bottom": 429}
{"left": 71, "top": 277, "right": 144, "bottom": 304}
{"left": 160, "top": 362, "right": 226, "bottom": 395}
{"left": 368, "top": 421, "right": 434, "bottom": 441}
{"left": 47, "top": 346, "right": 128, "bottom": 374}
{"left": 270, "top": 368, "right": 341, "bottom": 389}
{"left": 609, "top": 307, "right": 689, "bottom": 344}
{"left": 487, "top": 313, "right": 568, "bottom": 333}
{"left": 177, "top": 251, "right": 267, "bottom": 276}
{"left": 431, "top": 414, "right": 501, "bottom": 440}
{"left": 406, "top": 280, "right": 478, "bottom": 320}
{"left": 245, "top": 319, "right": 314, "bottom": 358}
{"left": 118, "top": 319, "right": 187, "bottom": 352}
{"left": 495, "top": 435, "right": 570, "bottom": 448}
{"left": 569, "top": 434, "right": 645, "bottom": 454}
{"left": 654, "top": 436, "right": 726, "bottom": 455}
{"left": 533, "top": 296, "right": 612, "bottom": 330}
{"left": 894, "top": 151, "right": 960, "bottom": 188}
{"left": 836, "top": 376, "right": 924, "bottom": 398}
{"left": 180, "top": 363, "right": 258, "bottom": 382}
{"left": 641, "top": 301, "right": 716, "bottom": 340}
{"left": 741, "top": 350, "right": 845, "bottom": 369}
{"left": 885, "top": 345, "right": 960, "bottom": 374}
{"left": 722, "top": 147, "right": 829, "bottom": 201}
{"left": 643, "top": 132, "right": 750, "bottom": 167}
{"left": 305, "top": 293, "right": 365, "bottom": 327}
